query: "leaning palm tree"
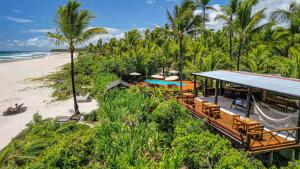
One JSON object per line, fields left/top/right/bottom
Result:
{"left": 48, "top": 0, "right": 107, "bottom": 114}
{"left": 235, "top": 0, "right": 265, "bottom": 71}
{"left": 166, "top": 0, "right": 202, "bottom": 92}
{"left": 215, "top": 0, "right": 239, "bottom": 60}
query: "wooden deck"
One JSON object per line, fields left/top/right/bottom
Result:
{"left": 163, "top": 91, "right": 300, "bottom": 154}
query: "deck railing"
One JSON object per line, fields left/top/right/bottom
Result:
{"left": 163, "top": 91, "right": 300, "bottom": 152}
{"left": 246, "top": 127, "right": 300, "bottom": 151}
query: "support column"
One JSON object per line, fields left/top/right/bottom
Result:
{"left": 193, "top": 75, "right": 197, "bottom": 97}
{"left": 246, "top": 88, "right": 252, "bottom": 118}
{"left": 297, "top": 100, "right": 300, "bottom": 143}
{"left": 219, "top": 81, "right": 222, "bottom": 96}
{"left": 214, "top": 80, "right": 219, "bottom": 104}
{"left": 268, "top": 151, "right": 274, "bottom": 168}
{"left": 204, "top": 78, "right": 208, "bottom": 97}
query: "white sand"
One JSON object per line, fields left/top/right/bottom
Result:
{"left": 0, "top": 53, "right": 98, "bottom": 150}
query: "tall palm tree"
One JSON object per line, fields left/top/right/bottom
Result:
{"left": 166, "top": 0, "right": 202, "bottom": 92}
{"left": 215, "top": 0, "right": 239, "bottom": 60}
{"left": 235, "top": 0, "right": 265, "bottom": 71}
{"left": 192, "top": 0, "right": 216, "bottom": 44}
{"left": 48, "top": 0, "right": 107, "bottom": 114}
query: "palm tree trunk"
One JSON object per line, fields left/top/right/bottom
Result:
{"left": 230, "top": 31, "right": 233, "bottom": 60}
{"left": 237, "top": 39, "right": 243, "bottom": 71}
{"left": 179, "top": 39, "right": 183, "bottom": 93}
{"left": 70, "top": 49, "right": 80, "bottom": 114}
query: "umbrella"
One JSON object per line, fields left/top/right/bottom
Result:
{"left": 129, "top": 72, "right": 141, "bottom": 76}
{"left": 165, "top": 76, "right": 179, "bottom": 81}
{"left": 129, "top": 72, "right": 141, "bottom": 82}
{"left": 151, "top": 74, "right": 164, "bottom": 79}
{"left": 169, "top": 70, "right": 179, "bottom": 74}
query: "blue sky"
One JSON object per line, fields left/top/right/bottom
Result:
{"left": 0, "top": 0, "right": 291, "bottom": 51}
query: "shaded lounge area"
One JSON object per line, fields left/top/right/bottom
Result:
{"left": 164, "top": 70, "right": 300, "bottom": 157}
{"left": 191, "top": 71, "right": 300, "bottom": 153}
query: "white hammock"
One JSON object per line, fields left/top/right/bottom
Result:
{"left": 252, "top": 96, "right": 297, "bottom": 128}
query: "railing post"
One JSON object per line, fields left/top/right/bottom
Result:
{"left": 246, "top": 132, "right": 251, "bottom": 150}
{"left": 214, "top": 80, "right": 219, "bottom": 104}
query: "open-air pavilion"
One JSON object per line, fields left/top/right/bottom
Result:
{"left": 190, "top": 70, "right": 300, "bottom": 155}
{"left": 163, "top": 70, "right": 300, "bottom": 165}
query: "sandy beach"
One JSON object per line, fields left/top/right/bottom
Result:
{"left": 0, "top": 53, "right": 98, "bottom": 150}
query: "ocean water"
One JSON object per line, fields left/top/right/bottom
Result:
{"left": 0, "top": 51, "right": 50, "bottom": 61}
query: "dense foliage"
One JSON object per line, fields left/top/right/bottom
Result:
{"left": 0, "top": 85, "right": 265, "bottom": 168}
{"left": 82, "top": 0, "right": 300, "bottom": 80}
{"left": 2, "top": 0, "right": 300, "bottom": 168}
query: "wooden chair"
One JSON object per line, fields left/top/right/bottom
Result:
{"left": 232, "top": 115, "right": 243, "bottom": 130}
{"left": 250, "top": 125, "right": 264, "bottom": 140}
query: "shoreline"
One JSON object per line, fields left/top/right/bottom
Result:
{"left": 0, "top": 52, "right": 65, "bottom": 64}
{"left": 0, "top": 53, "right": 98, "bottom": 150}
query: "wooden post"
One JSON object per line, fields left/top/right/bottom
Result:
{"left": 214, "top": 80, "right": 219, "bottom": 104}
{"left": 204, "top": 78, "right": 208, "bottom": 97}
{"left": 246, "top": 88, "right": 252, "bottom": 118}
{"left": 219, "top": 81, "right": 222, "bottom": 96}
{"left": 296, "top": 100, "right": 300, "bottom": 143}
{"left": 193, "top": 75, "right": 197, "bottom": 97}
{"left": 268, "top": 151, "right": 274, "bottom": 168}
{"left": 295, "top": 100, "right": 300, "bottom": 160}
{"left": 246, "top": 132, "right": 250, "bottom": 150}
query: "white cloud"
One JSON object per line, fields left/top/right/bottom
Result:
{"left": 12, "top": 9, "right": 21, "bottom": 13}
{"left": 146, "top": 0, "right": 156, "bottom": 4}
{"left": 194, "top": 4, "right": 224, "bottom": 31}
{"left": 252, "top": 0, "right": 298, "bottom": 26}
{"left": 197, "top": 0, "right": 300, "bottom": 31}
{"left": 143, "top": 0, "right": 177, "bottom": 4}
{"left": 5, "top": 16, "right": 33, "bottom": 23}
{"left": 27, "top": 28, "right": 55, "bottom": 33}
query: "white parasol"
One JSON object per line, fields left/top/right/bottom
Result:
{"left": 151, "top": 74, "right": 164, "bottom": 79}
{"left": 129, "top": 72, "right": 141, "bottom": 76}
{"left": 165, "top": 76, "right": 179, "bottom": 81}
{"left": 129, "top": 72, "right": 141, "bottom": 82}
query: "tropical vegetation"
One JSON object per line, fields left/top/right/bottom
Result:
{"left": 2, "top": 0, "right": 300, "bottom": 168}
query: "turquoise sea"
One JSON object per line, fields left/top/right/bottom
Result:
{"left": 0, "top": 51, "right": 50, "bottom": 61}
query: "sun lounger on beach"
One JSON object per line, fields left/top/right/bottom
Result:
{"left": 56, "top": 113, "right": 80, "bottom": 123}
{"left": 3, "top": 103, "right": 27, "bottom": 116}
{"left": 77, "top": 93, "right": 90, "bottom": 103}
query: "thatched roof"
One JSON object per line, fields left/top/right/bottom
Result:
{"left": 107, "top": 80, "right": 130, "bottom": 91}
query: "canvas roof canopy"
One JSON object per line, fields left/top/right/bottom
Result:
{"left": 192, "top": 70, "right": 300, "bottom": 98}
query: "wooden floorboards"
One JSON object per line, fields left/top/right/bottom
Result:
{"left": 166, "top": 93, "right": 300, "bottom": 154}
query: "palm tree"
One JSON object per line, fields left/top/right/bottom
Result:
{"left": 48, "top": 0, "right": 107, "bottom": 114}
{"left": 166, "top": 0, "right": 202, "bottom": 92}
{"left": 235, "top": 0, "right": 265, "bottom": 71}
{"left": 272, "top": 1, "right": 300, "bottom": 35}
{"left": 215, "top": 0, "right": 239, "bottom": 60}
{"left": 192, "top": 0, "right": 216, "bottom": 44}
{"left": 271, "top": 1, "right": 300, "bottom": 53}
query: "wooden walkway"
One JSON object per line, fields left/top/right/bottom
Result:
{"left": 163, "top": 91, "right": 300, "bottom": 154}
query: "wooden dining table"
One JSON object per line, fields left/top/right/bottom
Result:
{"left": 182, "top": 93, "right": 194, "bottom": 103}
{"left": 203, "top": 102, "right": 220, "bottom": 119}
{"left": 233, "top": 117, "right": 260, "bottom": 133}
